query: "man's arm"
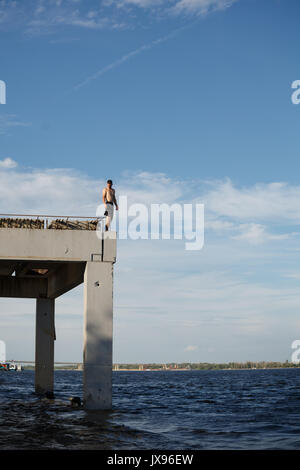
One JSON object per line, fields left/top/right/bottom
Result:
{"left": 113, "top": 189, "right": 118, "bottom": 210}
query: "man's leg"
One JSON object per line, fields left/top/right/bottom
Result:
{"left": 105, "top": 205, "right": 114, "bottom": 231}
{"left": 105, "top": 214, "right": 110, "bottom": 231}
{"left": 105, "top": 210, "right": 110, "bottom": 231}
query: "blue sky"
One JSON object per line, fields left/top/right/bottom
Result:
{"left": 1, "top": 0, "right": 300, "bottom": 364}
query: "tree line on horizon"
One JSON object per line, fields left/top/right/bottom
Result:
{"left": 20, "top": 361, "right": 300, "bottom": 371}
{"left": 114, "top": 361, "right": 300, "bottom": 370}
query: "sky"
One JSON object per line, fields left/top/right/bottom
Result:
{"left": 1, "top": 0, "right": 300, "bottom": 364}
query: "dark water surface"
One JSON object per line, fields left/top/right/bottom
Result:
{"left": 1, "top": 369, "right": 300, "bottom": 449}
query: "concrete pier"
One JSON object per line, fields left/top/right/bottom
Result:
{"left": 0, "top": 219, "right": 117, "bottom": 409}
{"left": 35, "top": 298, "right": 55, "bottom": 395}
{"left": 83, "top": 262, "right": 113, "bottom": 409}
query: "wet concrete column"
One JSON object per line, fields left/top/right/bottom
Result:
{"left": 35, "top": 298, "right": 55, "bottom": 395}
{"left": 83, "top": 261, "right": 113, "bottom": 409}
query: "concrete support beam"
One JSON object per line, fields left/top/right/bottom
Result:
{"left": 47, "top": 262, "right": 85, "bottom": 299}
{"left": 83, "top": 261, "right": 113, "bottom": 410}
{"left": 0, "top": 229, "right": 102, "bottom": 261}
{"left": 35, "top": 298, "right": 55, "bottom": 395}
{"left": 0, "top": 276, "right": 48, "bottom": 298}
{"left": 100, "top": 231, "right": 117, "bottom": 262}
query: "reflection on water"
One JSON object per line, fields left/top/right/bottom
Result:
{"left": 1, "top": 369, "right": 300, "bottom": 449}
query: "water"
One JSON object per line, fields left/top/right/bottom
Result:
{"left": 1, "top": 368, "right": 300, "bottom": 449}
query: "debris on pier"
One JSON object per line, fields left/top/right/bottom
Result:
{"left": 0, "top": 218, "right": 44, "bottom": 229}
{"left": 47, "top": 219, "right": 98, "bottom": 230}
{"left": 0, "top": 217, "right": 100, "bottom": 230}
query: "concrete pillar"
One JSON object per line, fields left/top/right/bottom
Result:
{"left": 35, "top": 298, "right": 55, "bottom": 395}
{"left": 83, "top": 261, "right": 113, "bottom": 409}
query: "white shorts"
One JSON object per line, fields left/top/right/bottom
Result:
{"left": 105, "top": 203, "right": 114, "bottom": 229}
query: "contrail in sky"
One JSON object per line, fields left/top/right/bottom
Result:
{"left": 73, "top": 22, "right": 196, "bottom": 91}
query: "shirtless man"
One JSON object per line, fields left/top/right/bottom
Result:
{"left": 102, "top": 179, "right": 118, "bottom": 231}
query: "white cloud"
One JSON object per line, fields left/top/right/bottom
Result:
{"left": 0, "top": 166, "right": 103, "bottom": 214}
{"left": 184, "top": 345, "right": 198, "bottom": 351}
{"left": 284, "top": 273, "right": 300, "bottom": 281}
{"left": 202, "top": 179, "right": 300, "bottom": 224}
{"left": 0, "top": 164, "right": 299, "bottom": 243}
{"left": 0, "top": 114, "right": 31, "bottom": 135}
{"left": 0, "top": 165, "right": 184, "bottom": 215}
{"left": 113, "top": 0, "right": 237, "bottom": 16}
{"left": 0, "top": 157, "right": 17, "bottom": 169}
{"left": 0, "top": 0, "right": 239, "bottom": 34}
{"left": 119, "top": 0, "right": 164, "bottom": 6}
{"left": 170, "top": 0, "right": 237, "bottom": 16}
{"left": 27, "top": 7, "right": 111, "bottom": 33}
{"left": 231, "top": 223, "right": 292, "bottom": 245}
{"left": 0, "top": 0, "right": 121, "bottom": 34}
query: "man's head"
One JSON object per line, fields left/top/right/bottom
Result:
{"left": 107, "top": 179, "right": 113, "bottom": 188}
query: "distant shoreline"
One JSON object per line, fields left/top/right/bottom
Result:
{"left": 44, "top": 366, "right": 300, "bottom": 372}
{"left": 112, "top": 367, "right": 300, "bottom": 372}
{"left": 16, "top": 362, "right": 300, "bottom": 372}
